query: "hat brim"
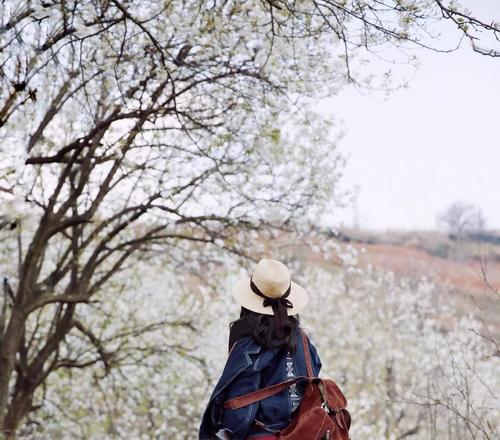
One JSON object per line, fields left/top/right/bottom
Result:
{"left": 231, "top": 277, "right": 309, "bottom": 316}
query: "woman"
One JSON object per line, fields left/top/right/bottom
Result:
{"left": 199, "top": 258, "right": 322, "bottom": 440}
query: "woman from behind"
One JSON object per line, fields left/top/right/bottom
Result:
{"left": 199, "top": 258, "right": 322, "bottom": 440}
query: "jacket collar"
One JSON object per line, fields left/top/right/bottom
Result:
{"left": 207, "top": 326, "right": 305, "bottom": 403}
{"left": 209, "top": 337, "right": 262, "bottom": 403}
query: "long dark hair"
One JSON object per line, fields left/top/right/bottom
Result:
{"left": 229, "top": 306, "right": 301, "bottom": 354}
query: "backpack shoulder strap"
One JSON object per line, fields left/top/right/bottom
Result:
{"left": 300, "top": 328, "right": 314, "bottom": 378}
{"left": 223, "top": 376, "right": 311, "bottom": 410}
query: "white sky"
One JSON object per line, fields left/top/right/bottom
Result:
{"left": 318, "top": 1, "right": 500, "bottom": 232}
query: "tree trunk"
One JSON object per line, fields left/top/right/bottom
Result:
{"left": 1, "top": 302, "right": 76, "bottom": 437}
{"left": 2, "top": 357, "right": 41, "bottom": 440}
{"left": 2, "top": 389, "right": 33, "bottom": 440}
{"left": 0, "top": 307, "right": 26, "bottom": 438}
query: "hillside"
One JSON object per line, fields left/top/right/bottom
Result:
{"left": 289, "top": 228, "right": 500, "bottom": 329}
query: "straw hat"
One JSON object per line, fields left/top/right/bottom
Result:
{"left": 231, "top": 258, "right": 309, "bottom": 315}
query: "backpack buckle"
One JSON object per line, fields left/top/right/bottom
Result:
{"left": 254, "top": 419, "right": 280, "bottom": 434}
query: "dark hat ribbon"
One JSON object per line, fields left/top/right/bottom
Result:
{"left": 250, "top": 275, "right": 293, "bottom": 338}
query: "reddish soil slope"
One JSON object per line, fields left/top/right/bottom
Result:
{"left": 349, "top": 241, "right": 500, "bottom": 328}
{"left": 353, "top": 242, "right": 500, "bottom": 297}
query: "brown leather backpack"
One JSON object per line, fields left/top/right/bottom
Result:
{"left": 224, "top": 329, "right": 351, "bottom": 440}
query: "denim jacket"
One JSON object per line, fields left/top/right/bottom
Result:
{"left": 198, "top": 326, "right": 322, "bottom": 439}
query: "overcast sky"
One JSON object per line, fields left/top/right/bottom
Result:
{"left": 318, "top": 1, "right": 500, "bottom": 232}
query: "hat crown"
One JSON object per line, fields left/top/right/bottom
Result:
{"left": 252, "top": 258, "right": 291, "bottom": 298}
